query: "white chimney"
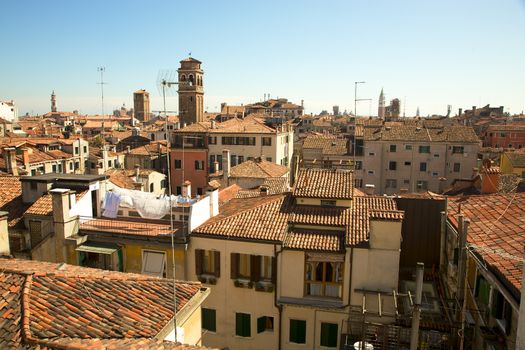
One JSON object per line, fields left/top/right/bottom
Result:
{"left": 0, "top": 211, "right": 10, "bottom": 256}
{"left": 222, "top": 149, "right": 231, "bottom": 184}
{"left": 364, "top": 184, "right": 375, "bottom": 195}
{"left": 182, "top": 180, "right": 192, "bottom": 198}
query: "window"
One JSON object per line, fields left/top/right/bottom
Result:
{"left": 75, "top": 146, "right": 79, "bottom": 154}
{"left": 416, "top": 180, "right": 428, "bottom": 190}
{"left": 195, "top": 160, "right": 205, "bottom": 170}
{"left": 475, "top": 274, "right": 490, "bottom": 307}
{"left": 419, "top": 162, "right": 427, "bottom": 172}
{"left": 433, "top": 154, "right": 439, "bottom": 158}
{"left": 320, "top": 322, "right": 338, "bottom": 348}
{"left": 238, "top": 156, "right": 244, "bottom": 164}
{"left": 388, "top": 161, "right": 397, "bottom": 171}
{"left": 208, "top": 136, "right": 217, "bottom": 145}
{"left": 404, "top": 161, "right": 411, "bottom": 166}
{"left": 266, "top": 157, "right": 272, "bottom": 162}
{"left": 257, "top": 316, "right": 274, "bottom": 333}
{"left": 320, "top": 200, "right": 336, "bottom": 207}
{"left": 69, "top": 162, "right": 73, "bottom": 170}
{"left": 235, "top": 313, "right": 251, "bottom": 337}
{"left": 29, "top": 220, "right": 42, "bottom": 246}
{"left": 202, "top": 308, "right": 216, "bottom": 332}
{"left": 354, "top": 179, "right": 363, "bottom": 188}
{"left": 141, "top": 250, "right": 166, "bottom": 277}
{"left": 386, "top": 179, "right": 397, "bottom": 188}
{"left": 176, "top": 186, "right": 182, "bottom": 195}
{"left": 508, "top": 144, "right": 513, "bottom": 148}
{"left": 389, "top": 145, "right": 396, "bottom": 152}
{"left": 174, "top": 159, "right": 182, "bottom": 169}
{"left": 149, "top": 183, "right": 154, "bottom": 192}
{"left": 289, "top": 319, "right": 306, "bottom": 344}
{"left": 195, "top": 249, "right": 220, "bottom": 277}
{"left": 355, "top": 161, "right": 362, "bottom": 170}
{"left": 83, "top": 146, "right": 87, "bottom": 153}
{"left": 453, "top": 163, "right": 461, "bottom": 173}
{"left": 107, "top": 160, "right": 112, "bottom": 168}
{"left": 305, "top": 257, "right": 343, "bottom": 298}
{"left": 403, "top": 179, "right": 410, "bottom": 184}
{"left": 367, "top": 170, "right": 374, "bottom": 175}
{"left": 492, "top": 289, "right": 513, "bottom": 335}
{"left": 452, "top": 146, "right": 464, "bottom": 154}
{"left": 432, "top": 172, "right": 439, "bottom": 176}
{"left": 419, "top": 145, "right": 430, "bottom": 153}
{"left": 260, "top": 256, "right": 273, "bottom": 281}
{"left": 405, "top": 144, "right": 412, "bottom": 150}
{"left": 52, "top": 164, "right": 57, "bottom": 173}
{"left": 368, "top": 152, "right": 375, "bottom": 156}
{"left": 262, "top": 137, "right": 272, "bottom": 146}
{"left": 197, "top": 187, "right": 203, "bottom": 195}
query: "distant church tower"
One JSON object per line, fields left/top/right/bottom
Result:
{"left": 51, "top": 91, "right": 57, "bottom": 112}
{"left": 178, "top": 56, "right": 204, "bottom": 126}
{"left": 416, "top": 106, "right": 420, "bottom": 117}
{"left": 378, "top": 88, "right": 385, "bottom": 118}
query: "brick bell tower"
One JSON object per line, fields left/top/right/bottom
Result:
{"left": 178, "top": 56, "right": 204, "bottom": 126}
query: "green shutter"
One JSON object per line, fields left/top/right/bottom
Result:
{"left": 320, "top": 323, "right": 338, "bottom": 347}
{"left": 257, "top": 316, "right": 266, "bottom": 333}
{"left": 202, "top": 308, "right": 216, "bottom": 332}
{"left": 290, "top": 319, "right": 306, "bottom": 344}
{"left": 236, "top": 313, "right": 251, "bottom": 337}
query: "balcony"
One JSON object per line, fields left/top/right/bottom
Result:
{"left": 79, "top": 216, "right": 183, "bottom": 238}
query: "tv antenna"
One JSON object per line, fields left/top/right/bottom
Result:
{"left": 97, "top": 67, "right": 109, "bottom": 146}
{"left": 155, "top": 69, "right": 191, "bottom": 344}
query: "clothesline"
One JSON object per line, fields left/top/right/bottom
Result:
{"left": 102, "top": 188, "right": 200, "bottom": 219}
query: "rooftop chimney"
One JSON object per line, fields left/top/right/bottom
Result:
{"left": 182, "top": 180, "right": 192, "bottom": 198}
{"left": 3, "top": 147, "right": 18, "bottom": 176}
{"left": 364, "top": 184, "right": 375, "bottom": 195}
{"left": 480, "top": 159, "right": 500, "bottom": 194}
{"left": 0, "top": 211, "right": 9, "bottom": 256}
{"left": 222, "top": 149, "right": 231, "bottom": 185}
{"left": 21, "top": 147, "right": 31, "bottom": 170}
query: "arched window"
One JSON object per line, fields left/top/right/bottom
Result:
{"left": 150, "top": 183, "right": 154, "bottom": 192}
{"left": 180, "top": 75, "right": 186, "bottom": 82}
{"left": 189, "top": 74, "right": 194, "bottom": 85}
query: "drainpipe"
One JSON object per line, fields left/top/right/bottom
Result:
{"left": 439, "top": 211, "right": 447, "bottom": 272}
{"left": 274, "top": 244, "right": 283, "bottom": 350}
{"left": 347, "top": 246, "right": 354, "bottom": 336}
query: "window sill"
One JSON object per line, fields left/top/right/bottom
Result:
{"left": 233, "top": 279, "right": 253, "bottom": 289}
{"left": 254, "top": 281, "right": 275, "bottom": 293}
{"left": 197, "top": 274, "right": 218, "bottom": 285}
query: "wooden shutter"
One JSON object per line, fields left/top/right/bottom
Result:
{"left": 214, "top": 251, "right": 221, "bottom": 278}
{"left": 271, "top": 257, "right": 277, "bottom": 284}
{"left": 251, "top": 255, "right": 261, "bottom": 282}
{"left": 195, "top": 249, "right": 203, "bottom": 275}
{"left": 230, "top": 253, "right": 239, "bottom": 279}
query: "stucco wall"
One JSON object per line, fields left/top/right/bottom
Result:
{"left": 187, "top": 236, "right": 279, "bottom": 350}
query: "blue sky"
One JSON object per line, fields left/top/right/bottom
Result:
{"left": 1, "top": 0, "right": 524, "bottom": 116}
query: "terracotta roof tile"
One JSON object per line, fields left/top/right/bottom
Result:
{"left": 285, "top": 229, "right": 344, "bottom": 252}
{"left": 0, "top": 258, "right": 208, "bottom": 349}
{"left": 80, "top": 218, "right": 180, "bottom": 237}
{"left": 25, "top": 191, "right": 87, "bottom": 216}
{"left": 448, "top": 194, "right": 525, "bottom": 299}
{"left": 293, "top": 168, "right": 353, "bottom": 199}
{"left": 230, "top": 159, "right": 288, "bottom": 178}
{"left": 302, "top": 135, "right": 348, "bottom": 155}
{"left": 0, "top": 175, "right": 30, "bottom": 228}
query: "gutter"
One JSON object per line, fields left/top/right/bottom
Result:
{"left": 274, "top": 244, "right": 283, "bottom": 350}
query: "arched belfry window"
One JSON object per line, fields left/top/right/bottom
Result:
{"left": 180, "top": 75, "right": 186, "bottom": 82}
{"left": 189, "top": 74, "right": 194, "bottom": 85}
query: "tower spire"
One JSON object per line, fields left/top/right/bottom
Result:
{"left": 51, "top": 90, "right": 57, "bottom": 113}
{"left": 378, "top": 88, "right": 385, "bottom": 118}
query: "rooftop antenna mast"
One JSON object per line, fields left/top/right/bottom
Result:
{"left": 156, "top": 69, "right": 188, "bottom": 344}
{"left": 97, "top": 67, "right": 107, "bottom": 144}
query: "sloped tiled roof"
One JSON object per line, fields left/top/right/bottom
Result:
{"left": 0, "top": 258, "right": 208, "bottom": 350}
{"left": 364, "top": 125, "right": 480, "bottom": 143}
{"left": 448, "top": 194, "right": 525, "bottom": 300}
{"left": 302, "top": 135, "right": 348, "bottom": 155}
{"left": 194, "top": 192, "right": 400, "bottom": 249}
{"left": 293, "top": 168, "right": 353, "bottom": 199}
{"left": 285, "top": 229, "right": 344, "bottom": 252}
{"left": 25, "top": 191, "right": 87, "bottom": 216}
{"left": 193, "top": 194, "right": 291, "bottom": 242}
{"left": 0, "top": 175, "right": 30, "bottom": 228}
{"left": 230, "top": 159, "right": 288, "bottom": 178}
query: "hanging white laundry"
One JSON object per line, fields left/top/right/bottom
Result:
{"left": 102, "top": 191, "right": 121, "bottom": 218}
{"left": 112, "top": 188, "right": 171, "bottom": 219}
